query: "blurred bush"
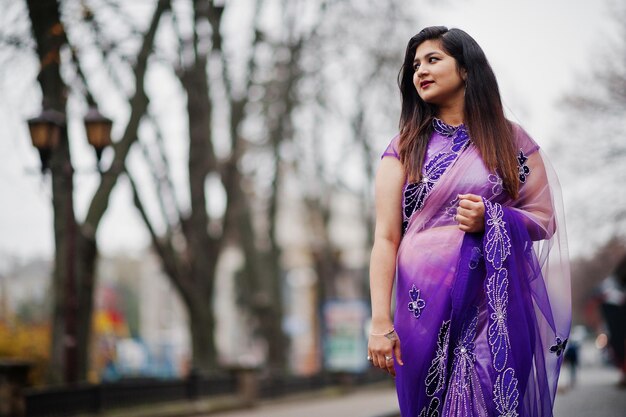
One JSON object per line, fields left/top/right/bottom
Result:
{"left": 0, "top": 322, "right": 50, "bottom": 386}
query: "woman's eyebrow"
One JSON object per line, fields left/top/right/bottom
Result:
{"left": 413, "top": 51, "right": 442, "bottom": 63}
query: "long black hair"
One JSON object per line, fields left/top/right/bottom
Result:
{"left": 397, "top": 26, "right": 519, "bottom": 198}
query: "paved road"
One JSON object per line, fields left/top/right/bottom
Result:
{"left": 205, "top": 384, "right": 399, "bottom": 417}
{"left": 202, "top": 365, "right": 625, "bottom": 417}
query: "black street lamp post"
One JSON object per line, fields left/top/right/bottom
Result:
{"left": 26, "top": 106, "right": 112, "bottom": 383}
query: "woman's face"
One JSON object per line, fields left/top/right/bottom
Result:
{"left": 412, "top": 39, "right": 466, "bottom": 108}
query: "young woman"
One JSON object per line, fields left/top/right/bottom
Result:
{"left": 368, "top": 26, "right": 571, "bottom": 417}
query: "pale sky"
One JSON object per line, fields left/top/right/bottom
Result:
{"left": 0, "top": 0, "right": 614, "bottom": 265}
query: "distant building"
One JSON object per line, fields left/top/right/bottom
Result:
{"left": 0, "top": 256, "right": 51, "bottom": 323}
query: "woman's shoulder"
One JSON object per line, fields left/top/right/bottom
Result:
{"left": 510, "top": 122, "right": 540, "bottom": 156}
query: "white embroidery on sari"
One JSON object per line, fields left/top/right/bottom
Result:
{"left": 403, "top": 152, "right": 458, "bottom": 234}
{"left": 484, "top": 201, "right": 511, "bottom": 269}
{"left": 425, "top": 320, "right": 451, "bottom": 396}
{"left": 493, "top": 368, "right": 520, "bottom": 417}
{"left": 483, "top": 198, "right": 520, "bottom": 416}
{"left": 445, "top": 196, "right": 460, "bottom": 219}
{"left": 401, "top": 123, "right": 471, "bottom": 235}
{"left": 418, "top": 397, "right": 441, "bottom": 417}
{"left": 445, "top": 310, "right": 487, "bottom": 416}
{"left": 488, "top": 173, "right": 503, "bottom": 196}
{"left": 487, "top": 269, "right": 511, "bottom": 371}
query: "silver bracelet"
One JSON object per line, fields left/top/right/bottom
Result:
{"left": 371, "top": 327, "right": 397, "bottom": 340}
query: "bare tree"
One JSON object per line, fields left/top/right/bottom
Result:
{"left": 293, "top": 0, "right": 416, "bottom": 302}
{"left": 120, "top": 0, "right": 330, "bottom": 373}
{"left": 24, "top": 0, "right": 170, "bottom": 382}
{"left": 550, "top": 2, "right": 626, "bottom": 255}
{"left": 123, "top": 0, "right": 416, "bottom": 373}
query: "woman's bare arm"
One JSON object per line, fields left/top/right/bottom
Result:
{"left": 368, "top": 156, "right": 405, "bottom": 374}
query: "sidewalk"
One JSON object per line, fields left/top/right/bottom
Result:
{"left": 554, "top": 364, "right": 626, "bottom": 417}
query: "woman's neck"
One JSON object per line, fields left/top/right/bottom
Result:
{"left": 436, "top": 104, "right": 464, "bottom": 127}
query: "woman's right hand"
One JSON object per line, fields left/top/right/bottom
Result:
{"left": 368, "top": 326, "right": 403, "bottom": 376}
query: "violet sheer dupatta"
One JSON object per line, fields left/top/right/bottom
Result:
{"left": 384, "top": 124, "right": 571, "bottom": 417}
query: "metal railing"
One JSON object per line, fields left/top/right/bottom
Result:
{"left": 23, "top": 370, "right": 389, "bottom": 417}
{"left": 24, "top": 373, "right": 236, "bottom": 417}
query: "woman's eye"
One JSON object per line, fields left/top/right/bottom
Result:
{"left": 429, "top": 57, "right": 439, "bottom": 63}
{"left": 413, "top": 63, "right": 420, "bottom": 71}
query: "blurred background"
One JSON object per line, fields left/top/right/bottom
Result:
{"left": 0, "top": 0, "right": 624, "bottom": 416}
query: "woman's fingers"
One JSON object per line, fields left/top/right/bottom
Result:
{"left": 455, "top": 212, "right": 470, "bottom": 225}
{"left": 458, "top": 199, "right": 476, "bottom": 210}
{"left": 369, "top": 350, "right": 394, "bottom": 373}
{"left": 376, "top": 352, "right": 390, "bottom": 368}
{"left": 458, "top": 193, "right": 482, "bottom": 203}
{"left": 368, "top": 335, "right": 403, "bottom": 375}
{"left": 456, "top": 197, "right": 485, "bottom": 232}
{"left": 368, "top": 346, "right": 388, "bottom": 370}
{"left": 385, "top": 355, "right": 395, "bottom": 376}
{"left": 456, "top": 207, "right": 476, "bottom": 220}
{"left": 372, "top": 355, "right": 381, "bottom": 369}
{"left": 394, "top": 338, "right": 403, "bottom": 366}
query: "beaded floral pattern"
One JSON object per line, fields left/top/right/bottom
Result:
{"left": 403, "top": 152, "right": 457, "bottom": 233}
{"left": 418, "top": 397, "right": 441, "bottom": 417}
{"left": 445, "top": 196, "right": 460, "bottom": 220}
{"left": 483, "top": 199, "right": 520, "bottom": 416}
{"left": 488, "top": 173, "right": 504, "bottom": 196}
{"left": 425, "top": 320, "right": 451, "bottom": 396}
{"left": 550, "top": 337, "right": 568, "bottom": 357}
{"left": 517, "top": 150, "right": 531, "bottom": 183}
{"left": 494, "top": 368, "right": 520, "bottom": 417}
{"left": 487, "top": 268, "right": 511, "bottom": 372}
{"left": 484, "top": 201, "right": 512, "bottom": 270}
{"left": 408, "top": 285, "right": 426, "bottom": 319}
{"left": 445, "top": 310, "right": 488, "bottom": 416}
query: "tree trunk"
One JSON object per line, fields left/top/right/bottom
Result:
{"left": 178, "top": 35, "right": 219, "bottom": 374}
{"left": 188, "top": 297, "right": 218, "bottom": 372}
{"left": 75, "top": 234, "right": 98, "bottom": 380}
{"left": 48, "top": 149, "right": 77, "bottom": 384}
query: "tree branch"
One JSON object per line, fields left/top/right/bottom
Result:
{"left": 125, "top": 170, "right": 194, "bottom": 305}
{"left": 83, "top": 0, "right": 170, "bottom": 236}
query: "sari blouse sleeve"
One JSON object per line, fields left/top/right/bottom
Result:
{"left": 381, "top": 134, "right": 400, "bottom": 160}
{"left": 508, "top": 124, "right": 556, "bottom": 241}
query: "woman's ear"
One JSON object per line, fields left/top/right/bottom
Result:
{"left": 461, "top": 68, "right": 468, "bottom": 82}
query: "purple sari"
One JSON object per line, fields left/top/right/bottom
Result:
{"left": 382, "top": 120, "right": 571, "bottom": 417}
